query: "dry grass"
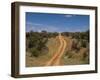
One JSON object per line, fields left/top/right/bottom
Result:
{"left": 46, "top": 36, "right": 60, "bottom": 56}
{"left": 61, "top": 36, "right": 89, "bottom": 65}
{"left": 26, "top": 36, "right": 89, "bottom": 67}
{"left": 26, "top": 36, "right": 60, "bottom": 67}
{"left": 62, "top": 48, "right": 89, "bottom": 65}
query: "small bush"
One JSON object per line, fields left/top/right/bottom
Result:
{"left": 30, "top": 48, "right": 40, "bottom": 57}
{"left": 65, "top": 51, "right": 73, "bottom": 58}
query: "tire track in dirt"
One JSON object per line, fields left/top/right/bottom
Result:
{"left": 45, "top": 33, "right": 67, "bottom": 66}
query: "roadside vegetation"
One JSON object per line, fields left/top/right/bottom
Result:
{"left": 26, "top": 30, "right": 89, "bottom": 67}
{"left": 62, "top": 30, "right": 89, "bottom": 65}
{"left": 26, "top": 30, "right": 59, "bottom": 67}
{"left": 26, "top": 30, "right": 58, "bottom": 57}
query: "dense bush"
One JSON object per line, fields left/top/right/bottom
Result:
{"left": 62, "top": 30, "right": 89, "bottom": 41}
{"left": 26, "top": 30, "right": 58, "bottom": 57}
{"left": 62, "top": 30, "right": 89, "bottom": 51}
{"left": 30, "top": 48, "right": 40, "bottom": 57}
{"left": 26, "top": 30, "right": 89, "bottom": 57}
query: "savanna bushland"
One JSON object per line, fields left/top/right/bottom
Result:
{"left": 26, "top": 30, "right": 89, "bottom": 67}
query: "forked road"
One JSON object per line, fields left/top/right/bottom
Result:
{"left": 46, "top": 33, "right": 67, "bottom": 66}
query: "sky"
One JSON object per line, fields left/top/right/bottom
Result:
{"left": 26, "top": 12, "right": 89, "bottom": 32}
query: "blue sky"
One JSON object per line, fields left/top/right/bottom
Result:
{"left": 26, "top": 12, "right": 89, "bottom": 32}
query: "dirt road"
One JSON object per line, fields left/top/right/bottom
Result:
{"left": 46, "top": 33, "right": 67, "bottom": 66}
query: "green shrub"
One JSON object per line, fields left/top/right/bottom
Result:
{"left": 30, "top": 48, "right": 40, "bottom": 57}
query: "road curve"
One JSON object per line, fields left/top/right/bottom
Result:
{"left": 45, "top": 33, "right": 67, "bottom": 66}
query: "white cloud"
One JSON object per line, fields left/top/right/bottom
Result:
{"left": 26, "top": 22, "right": 60, "bottom": 32}
{"left": 26, "top": 22, "right": 88, "bottom": 32}
{"left": 64, "top": 14, "right": 74, "bottom": 18}
{"left": 26, "top": 22, "right": 42, "bottom": 26}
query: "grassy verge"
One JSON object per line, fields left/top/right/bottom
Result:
{"left": 26, "top": 36, "right": 60, "bottom": 67}
{"left": 61, "top": 36, "right": 89, "bottom": 65}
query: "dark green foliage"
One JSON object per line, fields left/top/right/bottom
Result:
{"left": 62, "top": 30, "right": 89, "bottom": 41}
{"left": 62, "top": 32, "right": 69, "bottom": 36}
{"left": 80, "top": 40, "right": 87, "bottom": 48}
{"left": 26, "top": 29, "right": 89, "bottom": 57}
{"left": 62, "top": 30, "right": 89, "bottom": 50}
{"left": 47, "top": 32, "right": 58, "bottom": 38}
{"left": 62, "top": 30, "right": 89, "bottom": 65}
{"left": 65, "top": 51, "right": 75, "bottom": 58}
{"left": 67, "top": 52, "right": 73, "bottom": 58}
{"left": 30, "top": 48, "right": 40, "bottom": 57}
{"left": 26, "top": 30, "right": 49, "bottom": 57}
{"left": 26, "top": 30, "right": 58, "bottom": 57}
{"left": 71, "top": 39, "right": 79, "bottom": 50}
